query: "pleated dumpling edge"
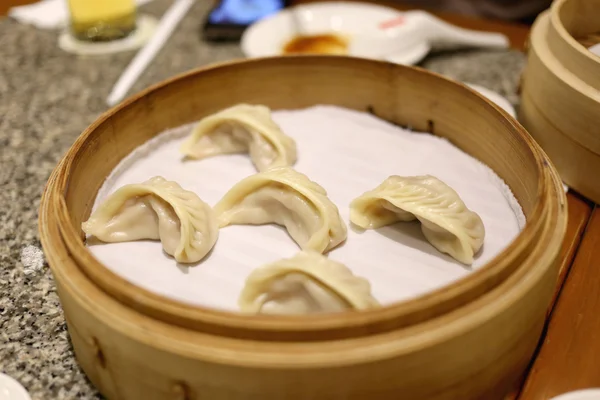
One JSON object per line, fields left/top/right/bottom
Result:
{"left": 350, "top": 175, "right": 485, "bottom": 265}
{"left": 179, "top": 104, "right": 297, "bottom": 172}
{"left": 82, "top": 176, "right": 219, "bottom": 264}
{"left": 238, "top": 251, "right": 380, "bottom": 314}
{"left": 214, "top": 167, "right": 347, "bottom": 254}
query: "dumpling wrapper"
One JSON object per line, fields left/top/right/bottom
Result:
{"left": 179, "top": 104, "right": 297, "bottom": 172}
{"left": 214, "top": 167, "right": 347, "bottom": 254}
{"left": 350, "top": 175, "right": 485, "bottom": 265}
{"left": 239, "top": 251, "right": 380, "bottom": 314}
{"left": 82, "top": 176, "right": 218, "bottom": 264}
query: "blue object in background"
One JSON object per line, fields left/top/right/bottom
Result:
{"left": 209, "top": 0, "right": 286, "bottom": 25}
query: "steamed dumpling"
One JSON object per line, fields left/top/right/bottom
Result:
{"left": 239, "top": 251, "right": 379, "bottom": 314}
{"left": 82, "top": 176, "right": 218, "bottom": 264}
{"left": 180, "top": 104, "right": 297, "bottom": 172}
{"left": 350, "top": 175, "right": 485, "bottom": 265}
{"left": 214, "top": 167, "right": 347, "bottom": 253}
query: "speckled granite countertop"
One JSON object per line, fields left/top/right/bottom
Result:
{"left": 0, "top": 1, "right": 525, "bottom": 398}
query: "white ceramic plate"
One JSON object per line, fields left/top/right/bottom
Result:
{"left": 551, "top": 389, "right": 600, "bottom": 400}
{"left": 241, "top": 1, "right": 507, "bottom": 65}
{"left": 241, "top": 2, "right": 410, "bottom": 59}
{"left": 0, "top": 373, "right": 31, "bottom": 400}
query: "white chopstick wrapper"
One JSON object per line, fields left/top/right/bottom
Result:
{"left": 106, "top": 0, "right": 195, "bottom": 107}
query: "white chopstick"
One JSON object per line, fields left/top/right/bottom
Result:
{"left": 106, "top": 0, "right": 195, "bottom": 107}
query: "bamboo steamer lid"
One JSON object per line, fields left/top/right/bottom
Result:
{"left": 39, "top": 56, "right": 567, "bottom": 399}
{"left": 519, "top": 0, "right": 600, "bottom": 203}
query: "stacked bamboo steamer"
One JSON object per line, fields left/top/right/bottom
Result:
{"left": 39, "top": 56, "right": 567, "bottom": 399}
{"left": 520, "top": 0, "right": 600, "bottom": 203}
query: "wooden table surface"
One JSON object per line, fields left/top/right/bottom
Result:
{"left": 3, "top": 1, "right": 598, "bottom": 399}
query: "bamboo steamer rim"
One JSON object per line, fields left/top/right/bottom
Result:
{"left": 49, "top": 56, "right": 562, "bottom": 341}
{"left": 550, "top": 0, "right": 600, "bottom": 71}
{"left": 39, "top": 155, "right": 567, "bottom": 367}
{"left": 528, "top": 11, "right": 600, "bottom": 155}
{"left": 520, "top": 90, "right": 600, "bottom": 203}
{"left": 536, "top": 9, "right": 600, "bottom": 100}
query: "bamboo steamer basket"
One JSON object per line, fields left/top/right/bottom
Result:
{"left": 39, "top": 56, "right": 567, "bottom": 400}
{"left": 519, "top": 0, "right": 600, "bottom": 203}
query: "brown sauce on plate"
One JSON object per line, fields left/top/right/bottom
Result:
{"left": 283, "top": 34, "right": 348, "bottom": 55}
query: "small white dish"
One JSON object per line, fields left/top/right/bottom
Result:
{"left": 241, "top": 2, "right": 507, "bottom": 65}
{"left": 0, "top": 373, "right": 31, "bottom": 400}
{"left": 551, "top": 389, "right": 600, "bottom": 400}
{"left": 242, "top": 2, "right": 403, "bottom": 59}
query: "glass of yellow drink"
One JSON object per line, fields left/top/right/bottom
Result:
{"left": 67, "top": 0, "right": 138, "bottom": 42}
